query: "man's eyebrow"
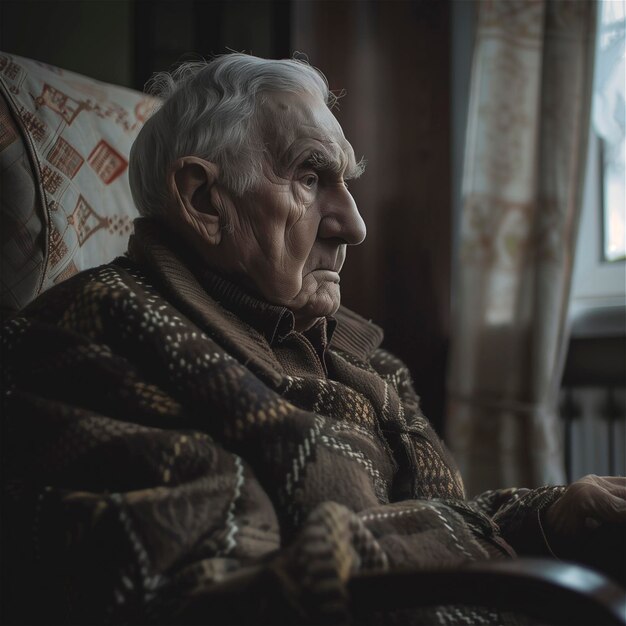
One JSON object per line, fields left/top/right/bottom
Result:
{"left": 346, "top": 156, "right": 367, "bottom": 180}
{"left": 300, "top": 149, "right": 339, "bottom": 172}
{"left": 299, "top": 149, "right": 367, "bottom": 180}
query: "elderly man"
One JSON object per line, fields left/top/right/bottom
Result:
{"left": 2, "top": 54, "right": 625, "bottom": 625}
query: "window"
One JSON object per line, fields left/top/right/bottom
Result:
{"left": 595, "top": 0, "right": 625, "bottom": 263}
{"left": 570, "top": 0, "right": 625, "bottom": 327}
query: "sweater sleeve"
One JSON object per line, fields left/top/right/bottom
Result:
{"left": 367, "top": 347, "right": 567, "bottom": 558}
{"left": 468, "top": 486, "right": 566, "bottom": 557}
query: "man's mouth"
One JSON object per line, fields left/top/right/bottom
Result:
{"left": 312, "top": 269, "right": 341, "bottom": 282}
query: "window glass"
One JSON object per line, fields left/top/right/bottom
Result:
{"left": 593, "top": 0, "right": 625, "bottom": 262}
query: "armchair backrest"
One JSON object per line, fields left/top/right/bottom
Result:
{"left": 0, "top": 52, "right": 159, "bottom": 317}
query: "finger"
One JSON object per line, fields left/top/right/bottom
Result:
{"left": 593, "top": 478, "right": 626, "bottom": 501}
{"left": 587, "top": 490, "right": 626, "bottom": 523}
{"left": 584, "top": 517, "right": 601, "bottom": 530}
{"left": 578, "top": 475, "right": 626, "bottom": 499}
{"left": 580, "top": 475, "right": 626, "bottom": 487}
{"left": 595, "top": 476, "right": 626, "bottom": 485}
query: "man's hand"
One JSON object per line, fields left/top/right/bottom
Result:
{"left": 545, "top": 475, "right": 626, "bottom": 536}
{"left": 543, "top": 475, "right": 626, "bottom": 564}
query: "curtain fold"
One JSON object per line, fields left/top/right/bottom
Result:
{"left": 446, "top": 0, "right": 597, "bottom": 496}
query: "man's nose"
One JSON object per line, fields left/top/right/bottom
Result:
{"left": 318, "top": 185, "right": 367, "bottom": 245}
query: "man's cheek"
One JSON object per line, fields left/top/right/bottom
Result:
{"left": 263, "top": 266, "right": 306, "bottom": 303}
{"left": 285, "top": 213, "right": 318, "bottom": 258}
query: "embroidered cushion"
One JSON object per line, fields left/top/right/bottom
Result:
{"left": 0, "top": 52, "right": 159, "bottom": 316}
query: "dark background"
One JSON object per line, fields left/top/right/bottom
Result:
{"left": 0, "top": 0, "right": 476, "bottom": 436}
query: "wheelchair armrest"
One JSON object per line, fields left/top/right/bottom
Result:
{"left": 348, "top": 558, "right": 626, "bottom": 625}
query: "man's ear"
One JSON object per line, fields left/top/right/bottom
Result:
{"left": 167, "top": 156, "right": 232, "bottom": 245}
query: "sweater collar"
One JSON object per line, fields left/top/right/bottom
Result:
{"left": 196, "top": 265, "right": 297, "bottom": 346}
{"left": 127, "top": 217, "right": 382, "bottom": 362}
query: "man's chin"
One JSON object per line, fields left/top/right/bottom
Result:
{"left": 292, "top": 284, "right": 341, "bottom": 327}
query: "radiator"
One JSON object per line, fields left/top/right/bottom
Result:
{"left": 560, "top": 387, "right": 626, "bottom": 481}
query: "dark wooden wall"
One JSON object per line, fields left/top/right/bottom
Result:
{"left": 1, "top": 0, "right": 135, "bottom": 87}
{"left": 293, "top": 1, "right": 452, "bottom": 433}
{"left": 134, "top": 0, "right": 291, "bottom": 90}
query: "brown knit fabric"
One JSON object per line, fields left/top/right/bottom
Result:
{"left": 1, "top": 218, "right": 564, "bottom": 625}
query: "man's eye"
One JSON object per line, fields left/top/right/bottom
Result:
{"left": 301, "top": 174, "right": 318, "bottom": 189}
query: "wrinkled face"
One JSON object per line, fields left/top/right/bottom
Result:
{"left": 222, "top": 90, "right": 366, "bottom": 330}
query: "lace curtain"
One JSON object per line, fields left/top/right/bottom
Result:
{"left": 446, "top": 0, "right": 597, "bottom": 495}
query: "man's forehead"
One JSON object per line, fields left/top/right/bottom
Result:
{"left": 261, "top": 89, "right": 331, "bottom": 123}
{"left": 259, "top": 90, "right": 356, "bottom": 172}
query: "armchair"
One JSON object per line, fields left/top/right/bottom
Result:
{"left": 0, "top": 51, "right": 156, "bottom": 317}
{"left": 0, "top": 51, "right": 624, "bottom": 626}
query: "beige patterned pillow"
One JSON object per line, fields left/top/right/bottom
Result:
{"left": 0, "top": 52, "right": 159, "bottom": 316}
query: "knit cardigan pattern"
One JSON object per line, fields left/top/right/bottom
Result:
{"left": 1, "top": 219, "right": 565, "bottom": 624}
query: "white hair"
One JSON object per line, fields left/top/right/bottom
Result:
{"left": 129, "top": 53, "right": 335, "bottom": 218}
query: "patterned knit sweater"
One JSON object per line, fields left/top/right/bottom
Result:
{"left": 1, "top": 219, "right": 565, "bottom": 624}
